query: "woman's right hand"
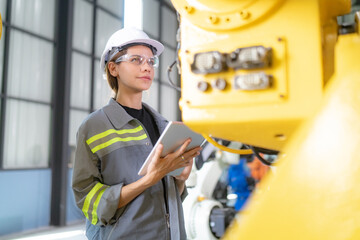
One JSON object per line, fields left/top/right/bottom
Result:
{"left": 145, "top": 138, "right": 201, "bottom": 185}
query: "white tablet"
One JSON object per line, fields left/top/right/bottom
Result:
{"left": 138, "top": 121, "right": 206, "bottom": 176}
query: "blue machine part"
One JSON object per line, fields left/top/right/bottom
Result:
{"left": 227, "top": 158, "right": 254, "bottom": 211}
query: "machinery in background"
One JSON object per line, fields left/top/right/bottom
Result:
{"left": 184, "top": 141, "right": 271, "bottom": 239}
{"left": 171, "top": 0, "right": 351, "bottom": 151}
{"left": 171, "top": 0, "right": 360, "bottom": 239}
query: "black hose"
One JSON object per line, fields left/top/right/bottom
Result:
{"left": 247, "top": 145, "right": 277, "bottom": 166}
{"left": 167, "top": 60, "right": 181, "bottom": 92}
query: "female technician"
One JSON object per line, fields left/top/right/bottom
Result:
{"left": 72, "top": 27, "right": 201, "bottom": 240}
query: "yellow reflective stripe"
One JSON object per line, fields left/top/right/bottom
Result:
{"left": 82, "top": 183, "right": 103, "bottom": 220}
{"left": 91, "top": 187, "right": 107, "bottom": 225}
{"left": 90, "top": 134, "right": 147, "bottom": 153}
{"left": 86, "top": 125, "right": 144, "bottom": 145}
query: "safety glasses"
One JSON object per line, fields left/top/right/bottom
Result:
{"left": 114, "top": 54, "right": 159, "bottom": 68}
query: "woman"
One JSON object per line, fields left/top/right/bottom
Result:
{"left": 72, "top": 27, "right": 201, "bottom": 239}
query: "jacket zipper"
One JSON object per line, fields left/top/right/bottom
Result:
{"left": 136, "top": 119, "right": 171, "bottom": 234}
{"left": 162, "top": 178, "right": 170, "bottom": 227}
{"left": 162, "top": 178, "right": 171, "bottom": 240}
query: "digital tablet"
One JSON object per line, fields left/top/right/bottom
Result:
{"left": 138, "top": 121, "right": 206, "bottom": 176}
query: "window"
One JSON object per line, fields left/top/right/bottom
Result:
{"left": 4, "top": 100, "right": 51, "bottom": 168}
{"left": 1, "top": 0, "right": 55, "bottom": 169}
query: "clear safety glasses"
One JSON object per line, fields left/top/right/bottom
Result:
{"left": 114, "top": 54, "right": 159, "bottom": 68}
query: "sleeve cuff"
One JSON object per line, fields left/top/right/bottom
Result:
{"left": 96, "top": 182, "right": 124, "bottom": 225}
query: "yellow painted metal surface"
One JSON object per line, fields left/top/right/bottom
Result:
{"left": 223, "top": 32, "right": 360, "bottom": 239}
{"left": 171, "top": 0, "right": 285, "bottom": 31}
{"left": 172, "top": 0, "right": 351, "bottom": 151}
{"left": 172, "top": 0, "right": 360, "bottom": 238}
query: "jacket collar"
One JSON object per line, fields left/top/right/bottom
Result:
{"left": 103, "top": 98, "right": 168, "bottom": 131}
{"left": 103, "top": 98, "right": 133, "bottom": 129}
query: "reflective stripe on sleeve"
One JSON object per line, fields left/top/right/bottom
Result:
{"left": 82, "top": 182, "right": 109, "bottom": 225}
{"left": 91, "top": 187, "right": 107, "bottom": 225}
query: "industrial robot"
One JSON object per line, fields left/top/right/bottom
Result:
{"left": 183, "top": 141, "right": 253, "bottom": 240}
{"left": 182, "top": 140, "right": 273, "bottom": 239}
{"left": 169, "top": 0, "right": 360, "bottom": 239}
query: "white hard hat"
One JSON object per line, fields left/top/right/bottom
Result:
{"left": 100, "top": 27, "right": 164, "bottom": 72}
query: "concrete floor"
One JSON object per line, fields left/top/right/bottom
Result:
{"left": 0, "top": 223, "right": 87, "bottom": 240}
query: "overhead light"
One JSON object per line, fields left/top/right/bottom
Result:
{"left": 191, "top": 51, "right": 227, "bottom": 74}
{"left": 227, "top": 46, "right": 272, "bottom": 69}
{"left": 234, "top": 72, "right": 272, "bottom": 90}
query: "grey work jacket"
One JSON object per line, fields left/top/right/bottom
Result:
{"left": 72, "top": 98, "right": 187, "bottom": 240}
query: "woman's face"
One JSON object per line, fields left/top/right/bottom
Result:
{"left": 115, "top": 45, "right": 155, "bottom": 94}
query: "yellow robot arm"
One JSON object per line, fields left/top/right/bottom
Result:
{"left": 171, "top": 0, "right": 360, "bottom": 239}
{"left": 172, "top": 0, "right": 350, "bottom": 151}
